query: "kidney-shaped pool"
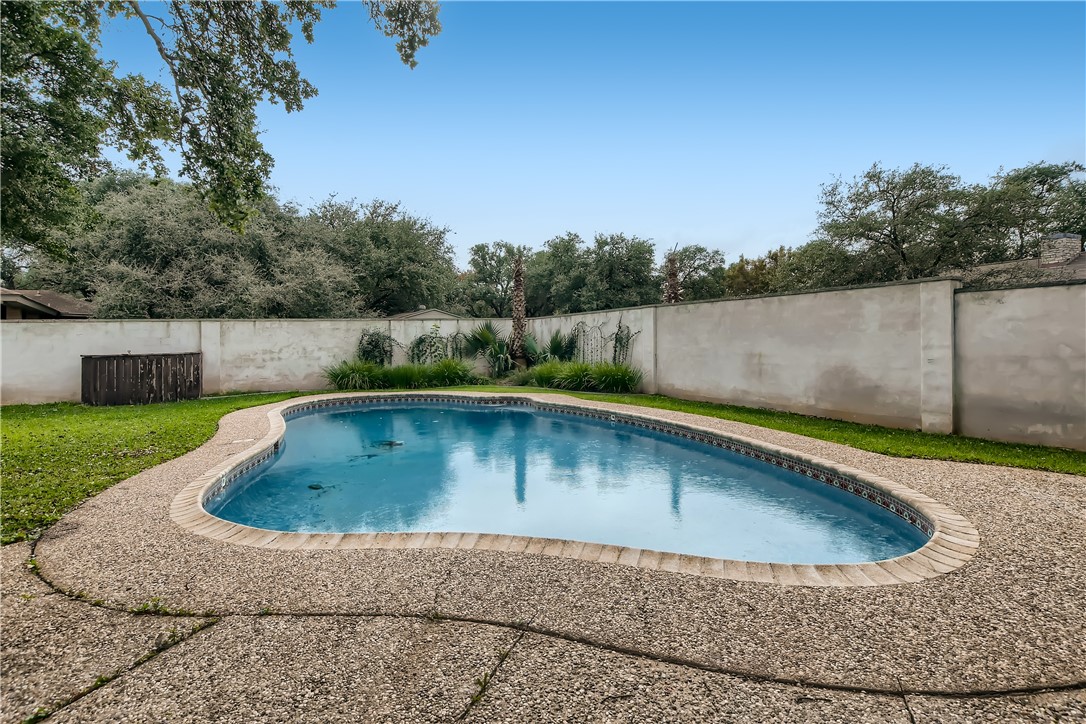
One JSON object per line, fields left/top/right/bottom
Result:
{"left": 204, "top": 399, "right": 931, "bottom": 565}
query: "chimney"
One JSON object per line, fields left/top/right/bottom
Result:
{"left": 1039, "top": 233, "right": 1083, "bottom": 267}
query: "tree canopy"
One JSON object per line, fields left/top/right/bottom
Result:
{"left": 19, "top": 175, "right": 458, "bottom": 318}
{"left": 10, "top": 159, "right": 1083, "bottom": 318}
{"left": 1, "top": 0, "right": 440, "bottom": 257}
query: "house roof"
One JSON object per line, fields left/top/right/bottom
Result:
{"left": 955, "top": 252, "right": 1086, "bottom": 290}
{"left": 0, "top": 289, "right": 95, "bottom": 317}
{"left": 386, "top": 308, "right": 463, "bottom": 320}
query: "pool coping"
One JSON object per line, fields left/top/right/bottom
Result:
{"left": 169, "top": 392, "right": 980, "bottom": 587}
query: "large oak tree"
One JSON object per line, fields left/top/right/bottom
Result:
{"left": 1, "top": 0, "right": 440, "bottom": 256}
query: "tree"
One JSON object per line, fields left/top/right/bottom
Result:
{"left": 771, "top": 239, "right": 874, "bottom": 292}
{"left": 1, "top": 1, "right": 441, "bottom": 256}
{"left": 0, "top": 2, "right": 173, "bottom": 259}
{"left": 326, "top": 200, "right": 459, "bottom": 316}
{"left": 720, "top": 252, "right": 779, "bottom": 297}
{"left": 666, "top": 244, "right": 727, "bottom": 301}
{"left": 510, "top": 252, "right": 527, "bottom": 367}
{"left": 523, "top": 233, "right": 588, "bottom": 316}
{"left": 577, "top": 233, "right": 660, "bottom": 311}
{"left": 984, "top": 161, "right": 1086, "bottom": 258}
{"left": 818, "top": 163, "right": 971, "bottom": 280}
{"left": 18, "top": 174, "right": 458, "bottom": 318}
{"left": 464, "top": 241, "right": 529, "bottom": 317}
{"left": 662, "top": 250, "right": 681, "bottom": 303}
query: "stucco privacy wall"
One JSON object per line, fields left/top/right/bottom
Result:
{"left": 955, "top": 284, "right": 1086, "bottom": 450}
{"left": 0, "top": 318, "right": 506, "bottom": 402}
{"left": 2, "top": 280, "right": 1083, "bottom": 448}
{"left": 0, "top": 320, "right": 202, "bottom": 403}
{"left": 653, "top": 280, "right": 959, "bottom": 432}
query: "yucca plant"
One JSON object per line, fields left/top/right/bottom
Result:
{"left": 522, "top": 332, "right": 543, "bottom": 365}
{"left": 323, "top": 360, "right": 390, "bottom": 390}
{"left": 590, "top": 362, "right": 643, "bottom": 393}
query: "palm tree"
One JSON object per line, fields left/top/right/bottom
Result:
{"left": 663, "top": 249, "right": 682, "bottom": 303}
{"left": 510, "top": 252, "right": 527, "bottom": 369}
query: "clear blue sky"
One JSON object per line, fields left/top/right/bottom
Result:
{"left": 102, "top": 1, "right": 1086, "bottom": 265}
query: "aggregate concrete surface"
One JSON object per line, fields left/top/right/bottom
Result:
{"left": 0, "top": 543, "right": 207, "bottom": 724}
{"left": 4, "top": 392, "right": 1084, "bottom": 722}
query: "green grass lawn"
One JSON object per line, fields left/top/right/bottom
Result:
{"left": 0, "top": 393, "right": 304, "bottom": 544}
{"left": 2, "top": 387, "right": 1083, "bottom": 545}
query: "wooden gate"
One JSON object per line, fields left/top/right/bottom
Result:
{"left": 81, "top": 353, "right": 202, "bottom": 406}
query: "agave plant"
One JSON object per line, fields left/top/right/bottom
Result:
{"left": 464, "top": 321, "right": 515, "bottom": 377}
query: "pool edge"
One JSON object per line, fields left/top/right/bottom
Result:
{"left": 169, "top": 391, "right": 981, "bottom": 587}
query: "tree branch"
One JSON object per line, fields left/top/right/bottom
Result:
{"left": 127, "top": 1, "right": 185, "bottom": 121}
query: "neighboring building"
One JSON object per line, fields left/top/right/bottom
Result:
{"left": 957, "top": 233, "right": 1085, "bottom": 289}
{"left": 0, "top": 289, "right": 94, "bottom": 320}
{"left": 386, "top": 308, "right": 463, "bottom": 321}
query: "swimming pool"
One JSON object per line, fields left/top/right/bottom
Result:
{"left": 205, "top": 399, "right": 931, "bottom": 565}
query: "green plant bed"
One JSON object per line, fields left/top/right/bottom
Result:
{"left": 323, "top": 359, "right": 478, "bottom": 390}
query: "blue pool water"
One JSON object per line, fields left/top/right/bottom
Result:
{"left": 208, "top": 403, "right": 929, "bottom": 564}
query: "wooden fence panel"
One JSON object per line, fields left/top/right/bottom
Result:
{"left": 81, "top": 353, "right": 201, "bottom": 406}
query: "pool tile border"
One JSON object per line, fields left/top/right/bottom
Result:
{"left": 170, "top": 392, "right": 980, "bottom": 587}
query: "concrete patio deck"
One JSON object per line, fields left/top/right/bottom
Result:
{"left": 3, "top": 393, "right": 1084, "bottom": 722}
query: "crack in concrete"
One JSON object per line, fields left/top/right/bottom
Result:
{"left": 431, "top": 561, "right": 455, "bottom": 614}
{"left": 899, "top": 677, "right": 917, "bottom": 724}
{"left": 17, "top": 617, "right": 220, "bottom": 724}
{"left": 902, "top": 693, "right": 917, "bottom": 724}
{"left": 20, "top": 545, "right": 1086, "bottom": 703}
{"left": 456, "top": 626, "right": 531, "bottom": 721}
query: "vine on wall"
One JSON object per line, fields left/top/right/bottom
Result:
{"left": 357, "top": 329, "right": 400, "bottom": 366}
{"left": 407, "top": 324, "right": 470, "bottom": 364}
{"left": 609, "top": 319, "right": 640, "bottom": 365}
{"left": 568, "top": 319, "right": 640, "bottom": 364}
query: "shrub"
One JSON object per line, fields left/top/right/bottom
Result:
{"left": 465, "top": 321, "right": 514, "bottom": 377}
{"left": 503, "top": 367, "right": 536, "bottom": 386}
{"left": 529, "top": 360, "right": 566, "bottom": 388}
{"left": 554, "top": 361, "right": 596, "bottom": 392}
{"left": 590, "top": 362, "right": 643, "bottom": 393}
{"left": 324, "top": 360, "right": 390, "bottom": 390}
{"left": 357, "top": 329, "right": 398, "bottom": 366}
{"left": 426, "top": 358, "right": 475, "bottom": 387}
{"left": 518, "top": 360, "right": 643, "bottom": 393}
{"left": 385, "top": 363, "right": 429, "bottom": 389}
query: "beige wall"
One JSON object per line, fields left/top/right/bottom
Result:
{"left": 654, "top": 280, "right": 958, "bottom": 431}
{"left": 955, "top": 285, "right": 1086, "bottom": 450}
{"left": 1, "top": 320, "right": 203, "bottom": 404}
{"left": 3, "top": 280, "right": 1083, "bottom": 449}
{"left": 0, "top": 318, "right": 505, "bottom": 403}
